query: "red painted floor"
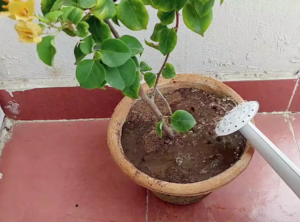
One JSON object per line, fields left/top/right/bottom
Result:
{"left": 0, "top": 115, "right": 299, "bottom": 222}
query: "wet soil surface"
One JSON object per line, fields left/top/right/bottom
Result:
{"left": 122, "top": 88, "right": 246, "bottom": 183}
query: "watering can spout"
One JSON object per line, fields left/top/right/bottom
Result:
{"left": 216, "top": 101, "right": 300, "bottom": 198}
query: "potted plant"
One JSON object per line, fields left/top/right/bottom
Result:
{"left": 1, "top": 0, "right": 254, "bottom": 205}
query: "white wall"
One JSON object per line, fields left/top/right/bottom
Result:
{"left": 1, "top": 0, "right": 300, "bottom": 88}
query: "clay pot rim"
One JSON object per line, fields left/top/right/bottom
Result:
{"left": 107, "top": 74, "right": 254, "bottom": 196}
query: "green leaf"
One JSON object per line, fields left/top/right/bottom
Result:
{"left": 140, "top": 61, "right": 152, "bottom": 71}
{"left": 132, "top": 56, "right": 139, "bottom": 70}
{"left": 68, "top": 7, "right": 84, "bottom": 25}
{"left": 175, "top": 0, "right": 188, "bottom": 10}
{"left": 105, "top": 58, "right": 136, "bottom": 90}
{"left": 162, "top": 63, "right": 176, "bottom": 79}
{"left": 41, "top": 0, "right": 56, "bottom": 15}
{"left": 60, "top": 6, "right": 75, "bottom": 22}
{"left": 157, "top": 10, "right": 175, "bottom": 25}
{"left": 111, "top": 14, "right": 120, "bottom": 26}
{"left": 76, "top": 21, "right": 90, "bottom": 37}
{"left": 92, "top": 0, "right": 116, "bottom": 20}
{"left": 158, "top": 28, "right": 177, "bottom": 55}
{"left": 145, "top": 40, "right": 159, "bottom": 50}
{"left": 94, "top": 51, "right": 102, "bottom": 60}
{"left": 156, "top": 121, "right": 164, "bottom": 138}
{"left": 183, "top": 1, "right": 213, "bottom": 36}
{"left": 63, "top": 28, "right": 77, "bottom": 36}
{"left": 37, "top": 36, "right": 56, "bottom": 66}
{"left": 119, "top": 35, "right": 144, "bottom": 56}
{"left": 151, "top": 0, "right": 175, "bottom": 12}
{"left": 100, "top": 39, "right": 132, "bottom": 67}
{"left": 122, "top": 71, "right": 141, "bottom": 99}
{"left": 78, "top": 0, "right": 97, "bottom": 9}
{"left": 141, "top": 0, "right": 152, "bottom": 5}
{"left": 39, "top": 23, "right": 47, "bottom": 30}
{"left": 37, "top": 15, "right": 50, "bottom": 23}
{"left": 144, "top": 72, "right": 156, "bottom": 88}
{"left": 45, "top": 11, "right": 63, "bottom": 23}
{"left": 171, "top": 110, "right": 196, "bottom": 132}
{"left": 220, "top": 0, "right": 224, "bottom": 5}
{"left": 76, "top": 59, "right": 106, "bottom": 89}
{"left": 99, "top": 80, "right": 107, "bottom": 89}
{"left": 80, "top": 36, "right": 95, "bottom": 54}
{"left": 117, "top": 0, "right": 149, "bottom": 31}
{"left": 74, "top": 45, "right": 86, "bottom": 65}
{"left": 194, "top": 0, "right": 214, "bottom": 18}
{"left": 86, "top": 16, "right": 111, "bottom": 43}
{"left": 51, "top": 0, "right": 77, "bottom": 11}
{"left": 150, "top": 23, "right": 167, "bottom": 42}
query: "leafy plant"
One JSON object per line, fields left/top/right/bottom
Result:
{"left": 1, "top": 0, "right": 223, "bottom": 138}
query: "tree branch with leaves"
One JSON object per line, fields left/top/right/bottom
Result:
{"left": 0, "top": 0, "right": 222, "bottom": 138}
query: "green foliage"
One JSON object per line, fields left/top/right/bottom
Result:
{"left": 60, "top": 6, "right": 75, "bottom": 22}
{"left": 105, "top": 58, "right": 136, "bottom": 90}
{"left": 141, "top": 0, "right": 152, "bottom": 5}
{"left": 162, "top": 63, "right": 176, "bottom": 79}
{"left": 145, "top": 40, "right": 159, "bottom": 49}
{"left": 100, "top": 39, "right": 132, "bottom": 67}
{"left": 132, "top": 56, "right": 140, "bottom": 70}
{"left": 194, "top": 0, "right": 215, "bottom": 18}
{"left": 94, "top": 51, "right": 102, "bottom": 60}
{"left": 150, "top": 23, "right": 167, "bottom": 42}
{"left": 26, "top": 0, "right": 222, "bottom": 138}
{"left": 45, "top": 11, "right": 63, "bottom": 23}
{"left": 78, "top": 0, "right": 97, "bottom": 9}
{"left": 158, "top": 28, "right": 177, "bottom": 55}
{"left": 122, "top": 71, "right": 141, "bottom": 99}
{"left": 156, "top": 121, "right": 164, "bottom": 138}
{"left": 86, "top": 16, "right": 111, "bottom": 43}
{"left": 76, "top": 22, "right": 90, "bottom": 37}
{"left": 51, "top": 0, "right": 77, "bottom": 11}
{"left": 76, "top": 59, "right": 106, "bottom": 89}
{"left": 140, "top": 61, "right": 152, "bottom": 72}
{"left": 80, "top": 35, "right": 94, "bottom": 54}
{"left": 68, "top": 7, "right": 84, "bottom": 25}
{"left": 183, "top": 0, "right": 213, "bottom": 36}
{"left": 37, "top": 36, "right": 56, "bottom": 66}
{"left": 220, "top": 0, "right": 224, "bottom": 5}
{"left": 92, "top": 0, "right": 116, "bottom": 20}
{"left": 175, "top": 0, "right": 188, "bottom": 10}
{"left": 111, "top": 14, "right": 120, "bottom": 26}
{"left": 41, "top": 0, "right": 56, "bottom": 15}
{"left": 74, "top": 45, "right": 86, "bottom": 65}
{"left": 157, "top": 10, "right": 175, "bottom": 25}
{"left": 119, "top": 35, "right": 144, "bottom": 56}
{"left": 171, "top": 110, "right": 196, "bottom": 132}
{"left": 144, "top": 72, "right": 156, "bottom": 88}
{"left": 117, "top": 0, "right": 149, "bottom": 31}
{"left": 151, "top": 0, "right": 174, "bottom": 12}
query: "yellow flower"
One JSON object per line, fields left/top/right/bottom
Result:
{"left": 15, "top": 21, "right": 42, "bottom": 43}
{"left": 1, "top": 0, "right": 35, "bottom": 21}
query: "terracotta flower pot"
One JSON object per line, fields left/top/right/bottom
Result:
{"left": 107, "top": 74, "right": 254, "bottom": 205}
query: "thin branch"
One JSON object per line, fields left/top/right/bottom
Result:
{"left": 105, "top": 19, "right": 120, "bottom": 38}
{"left": 156, "top": 88, "right": 172, "bottom": 115}
{"left": 152, "top": 12, "right": 180, "bottom": 99}
{"left": 139, "top": 87, "right": 174, "bottom": 138}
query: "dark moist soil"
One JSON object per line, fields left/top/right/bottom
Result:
{"left": 122, "top": 88, "right": 246, "bottom": 184}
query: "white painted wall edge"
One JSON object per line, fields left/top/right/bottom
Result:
{"left": 0, "top": 105, "right": 5, "bottom": 133}
{"left": 0, "top": 73, "right": 298, "bottom": 93}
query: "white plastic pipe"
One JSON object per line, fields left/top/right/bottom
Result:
{"left": 240, "top": 122, "right": 300, "bottom": 198}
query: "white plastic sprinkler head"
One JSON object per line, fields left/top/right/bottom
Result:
{"left": 215, "top": 101, "right": 300, "bottom": 198}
